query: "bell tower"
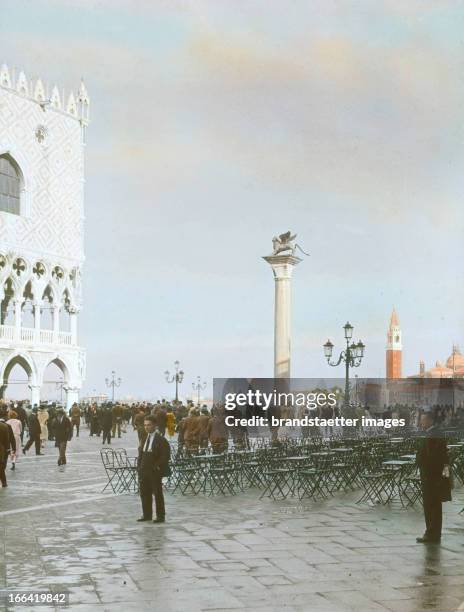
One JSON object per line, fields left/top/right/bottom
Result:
{"left": 386, "top": 308, "right": 402, "bottom": 379}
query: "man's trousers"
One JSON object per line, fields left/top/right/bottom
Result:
{"left": 23, "top": 434, "right": 41, "bottom": 455}
{"left": 139, "top": 469, "right": 165, "bottom": 520}
{"left": 0, "top": 448, "right": 8, "bottom": 486}
{"left": 58, "top": 441, "right": 67, "bottom": 465}
{"left": 422, "top": 480, "right": 442, "bottom": 540}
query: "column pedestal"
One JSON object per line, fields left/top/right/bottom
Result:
{"left": 263, "top": 255, "right": 301, "bottom": 378}
{"left": 65, "top": 387, "right": 79, "bottom": 411}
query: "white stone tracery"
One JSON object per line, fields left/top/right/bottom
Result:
{"left": 0, "top": 63, "right": 88, "bottom": 408}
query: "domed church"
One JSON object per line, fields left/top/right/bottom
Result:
{"left": 415, "top": 346, "right": 464, "bottom": 378}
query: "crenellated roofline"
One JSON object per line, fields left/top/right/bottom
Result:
{"left": 0, "top": 63, "right": 90, "bottom": 124}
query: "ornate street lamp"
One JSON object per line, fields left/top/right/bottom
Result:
{"left": 323, "top": 322, "right": 365, "bottom": 411}
{"left": 165, "top": 360, "right": 184, "bottom": 404}
{"left": 56, "top": 376, "right": 65, "bottom": 405}
{"left": 105, "top": 370, "right": 121, "bottom": 403}
{"left": 192, "top": 376, "right": 207, "bottom": 407}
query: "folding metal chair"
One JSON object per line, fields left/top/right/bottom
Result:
{"left": 172, "top": 465, "right": 205, "bottom": 495}
{"left": 242, "top": 460, "right": 263, "bottom": 488}
{"left": 356, "top": 471, "right": 396, "bottom": 505}
{"left": 113, "top": 449, "right": 139, "bottom": 493}
{"left": 260, "top": 468, "right": 292, "bottom": 500}
{"left": 209, "top": 466, "right": 237, "bottom": 495}
{"left": 399, "top": 475, "right": 423, "bottom": 507}
{"left": 101, "top": 448, "right": 121, "bottom": 493}
{"left": 297, "top": 468, "right": 326, "bottom": 501}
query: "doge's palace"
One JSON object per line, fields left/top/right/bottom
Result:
{"left": 0, "top": 63, "right": 89, "bottom": 409}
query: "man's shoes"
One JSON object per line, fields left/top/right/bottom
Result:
{"left": 10, "top": 464, "right": 15, "bottom": 471}
{"left": 153, "top": 517, "right": 165, "bottom": 524}
{"left": 416, "top": 536, "right": 441, "bottom": 544}
{"left": 137, "top": 517, "right": 152, "bottom": 522}
{"left": 37, "top": 453, "right": 44, "bottom": 456}
{"left": 57, "top": 459, "right": 62, "bottom": 466}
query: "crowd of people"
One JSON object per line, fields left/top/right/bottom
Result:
{"left": 0, "top": 398, "right": 229, "bottom": 488}
{"left": 0, "top": 402, "right": 73, "bottom": 486}
{"left": 0, "top": 397, "right": 462, "bottom": 542}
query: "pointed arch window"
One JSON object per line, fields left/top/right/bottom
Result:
{"left": 0, "top": 154, "right": 21, "bottom": 215}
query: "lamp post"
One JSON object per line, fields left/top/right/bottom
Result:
{"left": 192, "top": 376, "right": 207, "bottom": 407}
{"left": 323, "top": 322, "right": 365, "bottom": 411}
{"left": 56, "top": 376, "right": 65, "bottom": 405}
{"left": 165, "top": 360, "right": 184, "bottom": 404}
{"left": 105, "top": 370, "right": 121, "bottom": 403}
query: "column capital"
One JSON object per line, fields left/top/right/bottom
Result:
{"left": 263, "top": 255, "right": 302, "bottom": 279}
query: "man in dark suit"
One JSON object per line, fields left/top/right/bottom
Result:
{"left": 23, "top": 407, "right": 42, "bottom": 455}
{"left": 0, "top": 407, "right": 16, "bottom": 487}
{"left": 137, "top": 415, "right": 170, "bottom": 524}
{"left": 100, "top": 405, "right": 113, "bottom": 445}
{"left": 416, "top": 411, "right": 449, "bottom": 544}
{"left": 53, "top": 407, "right": 73, "bottom": 466}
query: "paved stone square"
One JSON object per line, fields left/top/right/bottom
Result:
{"left": 1, "top": 429, "right": 464, "bottom": 612}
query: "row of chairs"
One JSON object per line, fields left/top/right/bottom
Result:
{"left": 100, "top": 448, "right": 139, "bottom": 494}
{"left": 99, "top": 439, "right": 463, "bottom": 513}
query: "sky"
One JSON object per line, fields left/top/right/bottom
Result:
{"left": 1, "top": 0, "right": 464, "bottom": 401}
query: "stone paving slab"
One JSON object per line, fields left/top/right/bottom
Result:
{"left": 0, "top": 430, "right": 463, "bottom": 611}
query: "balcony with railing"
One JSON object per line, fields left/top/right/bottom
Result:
{"left": 0, "top": 324, "right": 75, "bottom": 347}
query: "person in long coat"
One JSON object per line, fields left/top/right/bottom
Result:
{"left": 198, "top": 407, "right": 210, "bottom": 449}
{"left": 137, "top": 415, "right": 171, "bottom": 523}
{"left": 38, "top": 407, "right": 49, "bottom": 449}
{"left": 416, "top": 411, "right": 450, "bottom": 544}
{"left": 134, "top": 407, "right": 147, "bottom": 442}
{"left": 89, "top": 404, "right": 101, "bottom": 437}
{"left": 166, "top": 408, "right": 176, "bottom": 439}
{"left": 100, "top": 406, "right": 113, "bottom": 445}
{"left": 23, "top": 408, "right": 42, "bottom": 455}
{"left": 53, "top": 407, "right": 73, "bottom": 466}
{"left": 70, "top": 403, "right": 81, "bottom": 437}
{"left": 14, "top": 404, "right": 27, "bottom": 443}
{"left": 0, "top": 407, "right": 16, "bottom": 486}
{"left": 207, "top": 406, "right": 228, "bottom": 453}
{"left": 6, "top": 410, "right": 22, "bottom": 470}
{"left": 183, "top": 408, "right": 201, "bottom": 454}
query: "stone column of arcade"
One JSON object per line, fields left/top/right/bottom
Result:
{"left": 33, "top": 300, "right": 41, "bottom": 343}
{"left": 29, "top": 385, "right": 41, "bottom": 407}
{"left": 263, "top": 253, "right": 301, "bottom": 378}
{"left": 65, "top": 387, "right": 79, "bottom": 411}
{"left": 13, "top": 298, "right": 23, "bottom": 341}
{"left": 69, "top": 307, "right": 78, "bottom": 345}
{"left": 52, "top": 303, "right": 61, "bottom": 343}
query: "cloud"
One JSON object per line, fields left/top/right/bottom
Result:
{"left": 2, "top": 1, "right": 464, "bottom": 394}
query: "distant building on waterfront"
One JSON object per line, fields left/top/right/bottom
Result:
{"left": 412, "top": 345, "right": 464, "bottom": 379}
